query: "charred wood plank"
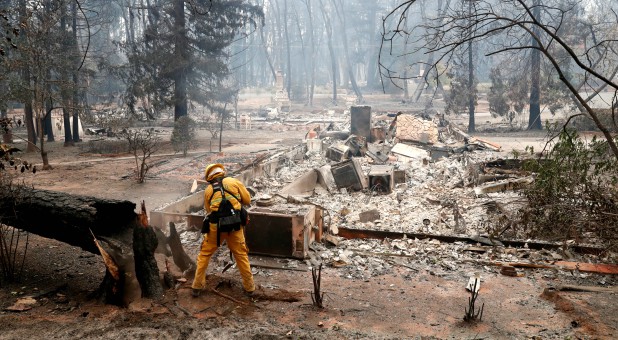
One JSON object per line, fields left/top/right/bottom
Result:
{"left": 167, "top": 222, "right": 195, "bottom": 274}
{"left": 556, "top": 285, "right": 618, "bottom": 293}
{"left": 337, "top": 227, "right": 605, "bottom": 255}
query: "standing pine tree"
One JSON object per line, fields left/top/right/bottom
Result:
{"left": 445, "top": 54, "right": 477, "bottom": 123}
{"left": 124, "top": 0, "right": 263, "bottom": 136}
{"left": 171, "top": 116, "right": 197, "bottom": 157}
{"left": 488, "top": 67, "right": 510, "bottom": 118}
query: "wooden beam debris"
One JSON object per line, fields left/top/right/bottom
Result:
{"left": 473, "top": 177, "right": 534, "bottom": 195}
{"left": 469, "top": 137, "right": 502, "bottom": 151}
{"left": 449, "top": 125, "right": 502, "bottom": 151}
{"left": 553, "top": 261, "right": 618, "bottom": 275}
{"left": 467, "top": 260, "right": 618, "bottom": 275}
{"left": 556, "top": 285, "right": 618, "bottom": 293}
{"left": 337, "top": 227, "right": 605, "bottom": 255}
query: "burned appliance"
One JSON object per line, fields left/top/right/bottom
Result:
{"left": 326, "top": 143, "right": 350, "bottom": 162}
{"left": 344, "top": 135, "right": 367, "bottom": 157}
{"left": 330, "top": 158, "right": 368, "bottom": 191}
{"left": 368, "top": 165, "right": 394, "bottom": 194}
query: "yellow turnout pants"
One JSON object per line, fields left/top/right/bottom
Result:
{"left": 191, "top": 223, "right": 255, "bottom": 292}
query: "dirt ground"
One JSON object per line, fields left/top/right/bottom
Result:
{"left": 0, "top": 108, "right": 616, "bottom": 339}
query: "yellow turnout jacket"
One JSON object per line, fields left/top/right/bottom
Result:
{"left": 204, "top": 176, "right": 251, "bottom": 214}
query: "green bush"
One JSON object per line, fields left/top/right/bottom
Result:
{"left": 518, "top": 129, "right": 618, "bottom": 250}
{"left": 571, "top": 109, "right": 618, "bottom": 132}
{"left": 171, "top": 116, "right": 198, "bottom": 157}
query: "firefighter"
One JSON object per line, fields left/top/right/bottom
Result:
{"left": 191, "top": 163, "right": 255, "bottom": 297}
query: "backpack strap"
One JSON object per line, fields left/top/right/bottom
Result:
{"left": 206, "top": 177, "right": 241, "bottom": 207}
{"left": 205, "top": 177, "right": 241, "bottom": 247}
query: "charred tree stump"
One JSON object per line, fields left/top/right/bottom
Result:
{"left": 0, "top": 187, "right": 163, "bottom": 305}
{"left": 133, "top": 202, "right": 163, "bottom": 300}
{"left": 98, "top": 270, "right": 126, "bottom": 306}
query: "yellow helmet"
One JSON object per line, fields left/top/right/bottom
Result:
{"left": 205, "top": 163, "right": 225, "bottom": 182}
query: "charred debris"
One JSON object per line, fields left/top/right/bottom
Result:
{"left": 155, "top": 106, "right": 617, "bottom": 290}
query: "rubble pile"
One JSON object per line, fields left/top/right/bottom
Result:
{"left": 176, "top": 218, "right": 616, "bottom": 286}
{"left": 253, "top": 109, "right": 525, "bottom": 239}
{"left": 171, "top": 106, "right": 616, "bottom": 288}
{"left": 309, "top": 237, "right": 616, "bottom": 283}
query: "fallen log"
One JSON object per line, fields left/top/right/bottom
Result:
{"left": 0, "top": 187, "right": 136, "bottom": 254}
{"left": 0, "top": 187, "right": 163, "bottom": 305}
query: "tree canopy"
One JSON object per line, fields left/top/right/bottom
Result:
{"left": 380, "top": 0, "right": 618, "bottom": 159}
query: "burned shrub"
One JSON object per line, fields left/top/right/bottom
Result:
{"left": 0, "top": 174, "right": 30, "bottom": 285}
{"left": 518, "top": 129, "right": 618, "bottom": 251}
{"left": 464, "top": 278, "right": 483, "bottom": 322}
{"left": 119, "top": 128, "right": 161, "bottom": 183}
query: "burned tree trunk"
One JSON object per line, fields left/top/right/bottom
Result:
{"left": 0, "top": 187, "right": 136, "bottom": 253}
{"left": 133, "top": 202, "right": 163, "bottom": 299}
{"left": 0, "top": 187, "right": 163, "bottom": 305}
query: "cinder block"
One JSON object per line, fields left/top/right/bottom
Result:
{"left": 359, "top": 209, "right": 380, "bottom": 223}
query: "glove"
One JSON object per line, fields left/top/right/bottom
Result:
{"left": 201, "top": 215, "right": 210, "bottom": 234}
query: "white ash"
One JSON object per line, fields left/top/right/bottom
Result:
{"left": 168, "top": 146, "right": 617, "bottom": 286}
